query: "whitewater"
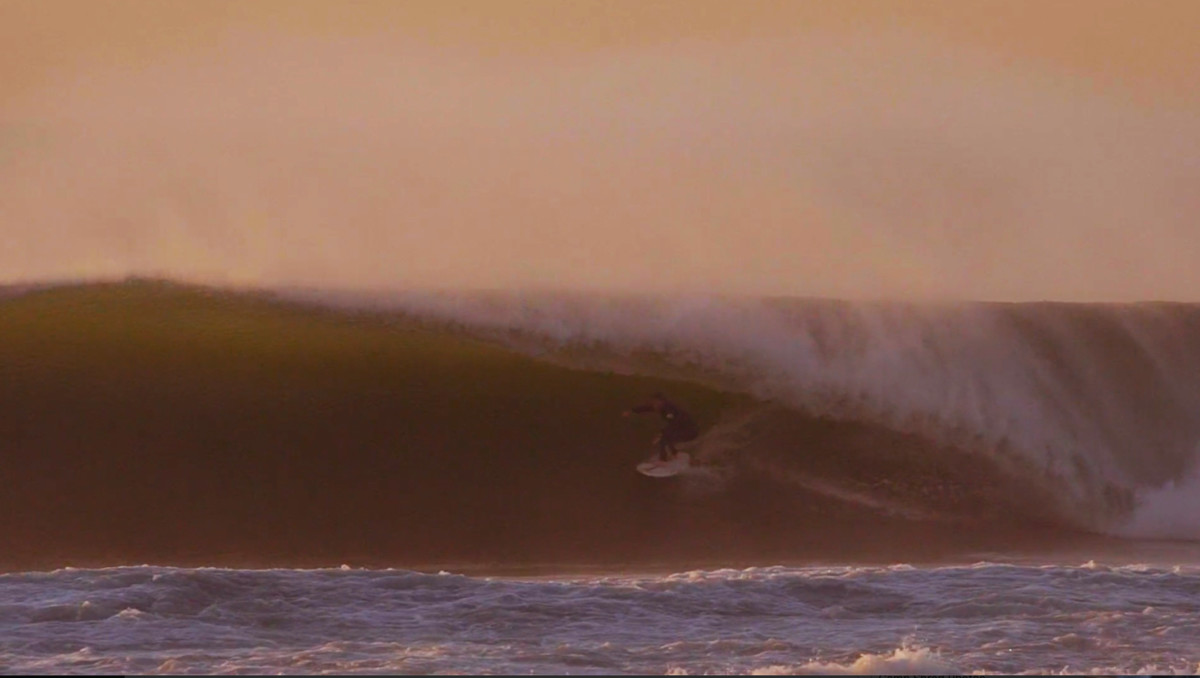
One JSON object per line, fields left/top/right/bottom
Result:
{"left": 3, "top": 563, "right": 1199, "bottom": 675}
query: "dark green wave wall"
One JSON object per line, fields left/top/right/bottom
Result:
{"left": 0, "top": 281, "right": 1095, "bottom": 572}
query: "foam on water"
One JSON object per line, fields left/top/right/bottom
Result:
{"left": 1115, "top": 449, "right": 1200, "bottom": 540}
{"left": 2, "top": 563, "right": 1199, "bottom": 675}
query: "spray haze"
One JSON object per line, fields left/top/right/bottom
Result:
{"left": 3, "top": 22, "right": 1199, "bottom": 300}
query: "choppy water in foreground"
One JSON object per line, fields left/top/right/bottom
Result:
{"left": 2, "top": 562, "right": 1198, "bottom": 675}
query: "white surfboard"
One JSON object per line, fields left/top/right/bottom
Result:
{"left": 636, "top": 452, "right": 691, "bottom": 478}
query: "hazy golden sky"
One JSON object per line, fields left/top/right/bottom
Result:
{"left": 5, "top": 0, "right": 1199, "bottom": 105}
{"left": 3, "top": 1, "right": 1199, "bottom": 300}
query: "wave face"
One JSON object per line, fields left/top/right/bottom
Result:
{"left": 304, "top": 288, "right": 1200, "bottom": 539}
{"left": 4, "top": 280, "right": 1200, "bottom": 571}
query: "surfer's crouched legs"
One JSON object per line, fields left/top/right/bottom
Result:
{"left": 657, "top": 423, "right": 699, "bottom": 462}
{"left": 653, "top": 433, "right": 673, "bottom": 462}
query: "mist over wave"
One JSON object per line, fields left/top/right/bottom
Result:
{"left": 295, "top": 288, "right": 1200, "bottom": 539}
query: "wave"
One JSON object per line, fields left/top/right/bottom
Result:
{"left": 3, "top": 279, "right": 1199, "bottom": 571}
{"left": 294, "top": 286, "right": 1200, "bottom": 536}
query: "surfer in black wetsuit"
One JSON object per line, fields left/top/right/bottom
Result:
{"left": 622, "top": 392, "right": 699, "bottom": 462}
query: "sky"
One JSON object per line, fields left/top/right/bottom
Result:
{"left": 2, "top": 0, "right": 1199, "bottom": 301}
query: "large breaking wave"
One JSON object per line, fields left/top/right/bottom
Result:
{"left": 3, "top": 280, "right": 1200, "bottom": 572}
{"left": 301, "top": 287, "right": 1200, "bottom": 539}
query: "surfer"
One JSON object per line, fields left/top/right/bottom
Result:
{"left": 622, "top": 392, "right": 699, "bottom": 462}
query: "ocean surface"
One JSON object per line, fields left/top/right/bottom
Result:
{"left": 3, "top": 280, "right": 1200, "bottom": 674}
{"left": 3, "top": 562, "right": 1200, "bottom": 675}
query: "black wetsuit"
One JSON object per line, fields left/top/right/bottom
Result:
{"left": 631, "top": 399, "right": 699, "bottom": 460}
